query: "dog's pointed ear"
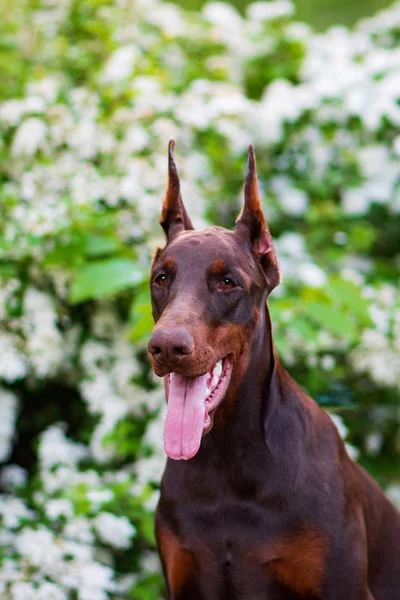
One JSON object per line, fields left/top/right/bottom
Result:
{"left": 160, "top": 140, "right": 194, "bottom": 242}
{"left": 235, "top": 144, "right": 280, "bottom": 291}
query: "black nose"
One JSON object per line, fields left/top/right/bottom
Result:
{"left": 148, "top": 328, "right": 194, "bottom": 366}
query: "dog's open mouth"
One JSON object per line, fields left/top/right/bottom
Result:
{"left": 163, "top": 355, "right": 233, "bottom": 460}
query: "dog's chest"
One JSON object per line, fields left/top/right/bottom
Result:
{"left": 159, "top": 494, "right": 327, "bottom": 599}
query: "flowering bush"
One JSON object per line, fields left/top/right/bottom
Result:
{"left": 0, "top": 0, "right": 400, "bottom": 597}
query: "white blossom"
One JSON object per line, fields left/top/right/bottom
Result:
{"left": 365, "top": 432, "right": 383, "bottom": 456}
{"left": 86, "top": 489, "right": 115, "bottom": 506}
{"left": 387, "top": 485, "right": 400, "bottom": 510}
{"left": 39, "top": 425, "right": 88, "bottom": 470}
{"left": 247, "top": 0, "right": 294, "bottom": 21}
{"left": 93, "top": 512, "right": 136, "bottom": 549}
{"left": 101, "top": 46, "right": 137, "bottom": 83}
{"left": 0, "top": 465, "right": 28, "bottom": 491}
{"left": 0, "top": 335, "right": 27, "bottom": 383}
{"left": 23, "top": 288, "right": 64, "bottom": 378}
{"left": 0, "top": 496, "right": 35, "bottom": 529}
{"left": 0, "top": 390, "right": 19, "bottom": 463}
{"left": 46, "top": 499, "right": 74, "bottom": 520}
{"left": 64, "top": 517, "right": 95, "bottom": 545}
{"left": 12, "top": 118, "right": 47, "bottom": 156}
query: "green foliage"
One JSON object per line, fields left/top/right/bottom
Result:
{"left": 70, "top": 258, "right": 145, "bottom": 303}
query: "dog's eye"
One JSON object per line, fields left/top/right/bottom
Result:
{"left": 218, "top": 277, "right": 236, "bottom": 290}
{"left": 154, "top": 273, "right": 167, "bottom": 287}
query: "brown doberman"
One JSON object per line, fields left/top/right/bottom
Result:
{"left": 148, "top": 141, "right": 400, "bottom": 600}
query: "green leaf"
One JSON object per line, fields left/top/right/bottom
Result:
{"left": 130, "top": 288, "right": 153, "bottom": 342}
{"left": 289, "top": 318, "right": 318, "bottom": 341}
{"left": 325, "top": 277, "right": 372, "bottom": 325}
{"left": 69, "top": 258, "right": 144, "bottom": 303}
{"left": 84, "top": 234, "right": 121, "bottom": 257}
{"left": 306, "top": 301, "right": 357, "bottom": 339}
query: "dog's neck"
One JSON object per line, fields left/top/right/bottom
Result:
{"left": 201, "top": 301, "right": 279, "bottom": 450}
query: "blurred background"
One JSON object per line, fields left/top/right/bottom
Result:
{"left": 0, "top": 0, "right": 399, "bottom": 598}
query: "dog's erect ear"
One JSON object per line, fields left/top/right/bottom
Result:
{"left": 235, "top": 144, "right": 280, "bottom": 291}
{"left": 160, "top": 140, "right": 194, "bottom": 242}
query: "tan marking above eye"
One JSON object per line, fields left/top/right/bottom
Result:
{"left": 164, "top": 256, "right": 176, "bottom": 270}
{"left": 211, "top": 259, "right": 226, "bottom": 275}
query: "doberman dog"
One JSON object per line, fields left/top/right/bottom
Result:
{"left": 148, "top": 141, "right": 400, "bottom": 600}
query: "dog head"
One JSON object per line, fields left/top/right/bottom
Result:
{"left": 148, "top": 141, "right": 279, "bottom": 459}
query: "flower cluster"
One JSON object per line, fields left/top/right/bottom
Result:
{"left": 0, "top": 0, "right": 399, "bottom": 597}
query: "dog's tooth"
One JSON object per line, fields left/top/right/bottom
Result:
{"left": 205, "top": 386, "right": 211, "bottom": 397}
{"left": 211, "top": 375, "right": 218, "bottom": 388}
{"left": 213, "top": 362, "right": 222, "bottom": 377}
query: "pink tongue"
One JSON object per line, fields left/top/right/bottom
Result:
{"left": 164, "top": 372, "right": 208, "bottom": 460}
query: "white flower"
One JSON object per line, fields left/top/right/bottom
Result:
{"left": 37, "top": 582, "right": 68, "bottom": 600}
{"left": 342, "top": 188, "right": 370, "bottom": 215}
{"left": 393, "top": 135, "right": 400, "bottom": 155}
{"left": 10, "top": 582, "right": 68, "bottom": 600}
{"left": 387, "top": 485, "right": 400, "bottom": 510}
{"left": 101, "top": 46, "right": 137, "bottom": 83}
{"left": 270, "top": 176, "right": 308, "bottom": 216}
{"left": 0, "top": 496, "right": 35, "bottom": 529}
{"left": 203, "top": 3, "right": 246, "bottom": 55}
{"left": 122, "top": 125, "right": 150, "bottom": 153}
{"left": 255, "top": 80, "right": 314, "bottom": 144}
{"left": 216, "top": 119, "right": 250, "bottom": 152}
{"left": 365, "top": 432, "right": 383, "bottom": 456}
{"left": 93, "top": 512, "right": 136, "bottom": 549}
{"left": 0, "top": 389, "right": 19, "bottom": 463}
{"left": 247, "top": 0, "right": 294, "bottom": 21}
{"left": 351, "top": 329, "right": 400, "bottom": 388}
{"left": 377, "top": 285, "right": 396, "bottom": 307}
{"left": 39, "top": 425, "right": 88, "bottom": 470}
{"left": 0, "top": 334, "right": 27, "bottom": 383}
{"left": 297, "top": 263, "right": 327, "bottom": 287}
{"left": 0, "top": 100, "right": 27, "bottom": 125}
{"left": 27, "top": 77, "right": 60, "bottom": 103}
{"left": 276, "top": 232, "right": 306, "bottom": 258}
{"left": 23, "top": 288, "right": 64, "bottom": 378}
{"left": 329, "top": 414, "right": 348, "bottom": 440}
{"left": 64, "top": 517, "right": 95, "bottom": 544}
{"left": 46, "top": 498, "right": 74, "bottom": 520}
{"left": 281, "top": 186, "right": 308, "bottom": 216}
{"left": 86, "top": 489, "right": 115, "bottom": 506}
{"left": 69, "top": 118, "right": 98, "bottom": 160}
{"left": 140, "top": 550, "right": 160, "bottom": 574}
{"left": 345, "top": 443, "right": 359, "bottom": 461}
{"left": 333, "top": 231, "right": 348, "bottom": 245}
{"left": 133, "top": 411, "right": 166, "bottom": 494}
{"left": 321, "top": 355, "right": 335, "bottom": 370}
{"left": 148, "top": 4, "right": 186, "bottom": 37}
{"left": 76, "top": 562, "right": 115, "bottom": 600}
{"left": 12, "top": 118, "right": 47, "bottom": 156}
{"left": 0, "top": 465, "right": 28, "bottom": 490}
{"left": 369, "top": 304, "right": 389, "bottom": 333}
{"left": 10, "top": 582, "right": 36, "bottom": 600}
